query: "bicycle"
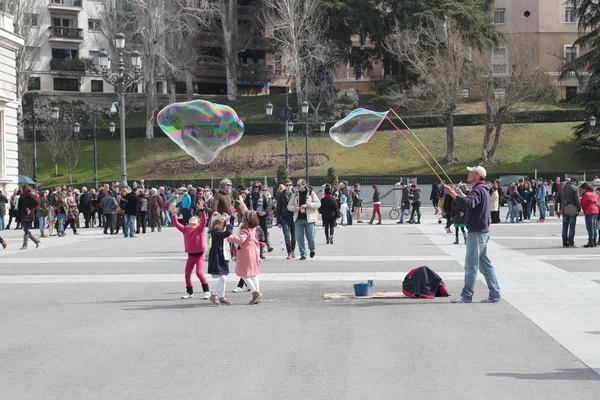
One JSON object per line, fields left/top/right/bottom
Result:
{"left": 389, "top": 196, "right": 404, "bottom": 220}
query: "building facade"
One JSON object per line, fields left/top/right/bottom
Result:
{"left": 492, "top": 0, "right": 582, "bottom": 100}
{"left": 23, "top": 0, "right": 584, "bottom": 99}
{"left": 0, "top": 11, "right": 24, "bottom": 194}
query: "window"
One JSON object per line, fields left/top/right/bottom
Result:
{"left": 565, "top": 7, "right": 576, "bottom": 23}
{"left": 493, "top": 8, "right": 505, "bottom": 24}
{"left": 53, "top": 18, "right": 74, "bottom": 27}
{"left": 89, "top": 50, "right": 100, "bottom": 65}
{"left": 88, "top": 19, "right": 101, "bottom": 31}
{"left": 491, "top": 48, "right": 508, "bottom": 74}
{"left": 25, "top": 13, "right": 38, "bottom": 27}
{"left": 53, "top": 78, "right": 79, "bottom": 91}
{"left": 91, "top": 80, "right": 103, "bottom": 92}
{"left": 156, "top": 81, "right": 164, "bottom": 93}
{"left": 565, "top": 45, "right": 578, "bottom": 63}
{"left": 27, "top": 77, "right": 41, "bottom": 91}
{"left": 25, "top": 46, "right": 40, "bottom": 62}
{"left": 494, "top": 88, "right": 506, "bottom": 100}
{"left": 346, "top": 61, "right": 364, "bottom": 79}
{"left": 565, "top": 86, "right": 577, "bottom": 100}
{"left": 52, "top": 48, "right": 78, "bottom": 60}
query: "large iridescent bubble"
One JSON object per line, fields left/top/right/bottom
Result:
{"left": 157, "top": 100, "right": 244, "bottom": 164}
{"left": 329, "top": 108, "right": 389, "bottom": 147}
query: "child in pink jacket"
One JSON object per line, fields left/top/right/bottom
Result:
{"left": 227, "top": 197, "right": 263, "bottom": 304}
{"left": 170, "top": 202, "right": 210, "bottom": 299}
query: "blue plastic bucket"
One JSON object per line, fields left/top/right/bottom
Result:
{"left": 354, "top": 283, "right": 370, "bottom": 297}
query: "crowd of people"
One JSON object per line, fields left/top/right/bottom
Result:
{"left": 1, "top": 171, "right": 598, "bottom": 305}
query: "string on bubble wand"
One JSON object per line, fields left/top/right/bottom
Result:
{"left": 380, "top": 111, "right": 448, "bottom": 185}
{"left": 388, "top": 108, "right": 454, "bottom": 185}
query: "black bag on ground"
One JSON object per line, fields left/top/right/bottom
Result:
{"left": 402, "top": 266, "right": 450, "bottom": 299}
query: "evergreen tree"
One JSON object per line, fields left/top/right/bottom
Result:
{"left": 564, "top": 0, "right": 600, "bottom": 156}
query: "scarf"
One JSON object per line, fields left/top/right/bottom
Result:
{"left": 324, "top": 194, "right": 333, "bottom": 198}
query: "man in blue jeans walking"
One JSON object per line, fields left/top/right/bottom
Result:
{"left": 444, "top": 166, "right": 502, "bottom": 303}
{"left": 287, "top": 179, "right": 321, "bottom": 260}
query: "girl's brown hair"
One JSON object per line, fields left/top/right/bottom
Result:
{"left": 243, "top": 211, "right": 259, "bottom": 228}
{"left": 21, "top": 184, "right": 31, "bottom": 197}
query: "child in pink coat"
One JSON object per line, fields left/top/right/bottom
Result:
{"left": 227, "top": 197, "right": 263, "bottom": 304}
{"left": 170, "top": 202, "right": 210, "bottom": 299}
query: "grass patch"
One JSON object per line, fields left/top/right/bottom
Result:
{"left": 25, "top": 122, "right": 597, "bottom": 187}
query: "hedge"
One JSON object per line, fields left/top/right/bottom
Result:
{"left": 118, "top": 108, "right": 587, "bottom": 138}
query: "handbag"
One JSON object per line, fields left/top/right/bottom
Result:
{"left": 564, "top": 204, "right": 578, "bottom": 217}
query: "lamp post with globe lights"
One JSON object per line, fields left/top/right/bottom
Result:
{"left": 97, "top": 33, "right": 142, "bottom": 188}
{"left": 300, "top": 101, "right": 326, "bottom": 185}
{"left": 19, "top": 93, "right": 59, "bottom": 190}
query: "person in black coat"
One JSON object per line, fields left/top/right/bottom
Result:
{"left": 431, "top": 182, "right": 441, "bottom": 214}
{"left": 276, "top": 180, "right": 296, "bottom": 259}
{"left": 318, "top": 184, "right": 339, "bottom": 244}
{"left": 18, "top": 185, "right": 40, "bottom": 249}
{"left": 79, "top": 188, "right": 91, "bottom": 228}
{"left": 207, "top": 216, "right": 234, "bottom": 305}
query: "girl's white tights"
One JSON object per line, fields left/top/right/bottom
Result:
{"left": 212, "top": 275, "right": 226, "bottom": 298}
{"left": 242, "top": 276, "right": 260, "bottom": 293}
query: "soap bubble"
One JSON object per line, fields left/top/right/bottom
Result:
{"left": 157, "top": 100, "right": 244, "bottom": 164}
{"left": 329, "top": 108, "right": 389, "bottom": 147}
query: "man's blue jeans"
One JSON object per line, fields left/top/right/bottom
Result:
{"left": 124, "top": 214, "right": 136, "bottom": 237}
{"left": 562, "top": 214, "right": 577, "bottom": 245}
{"left": 460, "top": 232, "right": 501, "bottom": 300}
{"left": 57, "top": 214, "right": 65, "bottom": 234}
{"left": 280, "top": 219, "right": 296, "bottom": 253}
{"left": 537, "top": 199, "right": 546, "bottom": 220}
{"left": 506, "top": 201, "right": 513, "bottom": 221}
{"left": 584, "top": 214, "right": 597, "bottom": 242}
{"left": 294, "top": 219, "right": 315, "bottom": 257}
{"left": 399, "top": 207, "right": 408, "bottom": 223}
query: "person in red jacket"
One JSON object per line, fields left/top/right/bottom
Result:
{"left": 171, "top": 200, "right": 210, "bottom": 299}
{"left": 580, "top": 183, "right": 599, "bottom": 248}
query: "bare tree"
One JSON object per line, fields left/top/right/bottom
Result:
{"left": 61, "top": 127, "right": 80, "bottom": 185}
{"left": 385, "top": 22, "right": 474, "bottom": 164}
{"left": 41, "top": 122, "right": 64, "bottom": 177}
{"left": 553, "top": 52, "right": 587, "bottom": 95}
{"left": 474, "top": 35, "right": 556, "bottom": 164}
{"left": 98, "top": 0, "right": 213, "bottom": 139}
{"left": 303, "top": 39, "right": 339, "bottom": 122}
{"left": 4, "top": 0, "right": 46, "bottom": 100}
{"left": 260, "top": 0, "right": 324, "bottom": 109}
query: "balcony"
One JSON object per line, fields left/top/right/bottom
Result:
{"left": 48, "top": 26, "right": 84, "bottom": 42}
{"left": 50, "top": 58, "right": 87, "bottom": 73}
{"left": 48, "top": 0, "right": 83, "bottom": 12}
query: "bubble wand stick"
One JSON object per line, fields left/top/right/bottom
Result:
{"left": 389, "top": 108, "right": 454, "bottom": 185}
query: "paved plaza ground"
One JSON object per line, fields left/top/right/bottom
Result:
{"left": 1, "top": 208, "right": 600, "bottom": 399}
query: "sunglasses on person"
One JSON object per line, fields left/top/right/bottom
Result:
{"left": 254, "top": 186, "right": 260, "bottom": 189}
{"left": 285, "top": 184, "right": 292, "bottom": 187}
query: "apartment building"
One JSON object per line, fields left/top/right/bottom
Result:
{"left": 25, "top": 0, "right": 115, "bottom": 95}
{"left": 0, "top": 11, "right": 24, "bottom": 194}
{"left": 492, "top": 0, "right": 582, "bottom": 100}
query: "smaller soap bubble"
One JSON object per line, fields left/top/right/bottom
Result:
{"left": 329, "top": 108, "right": 389, "bottom": 147}
{"left": 157, "top": 100, "right": 244, "bottom": 164}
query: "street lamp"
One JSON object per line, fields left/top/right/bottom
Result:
{"left": 73, "top": 122, "right": 80, "bottom": 134}
{"left": 302, "top": 101, "right": 310, "bottom": 184}
{"left": 98, "top": 33, "right": 143, "bottom": 188}
{"left": 590, "top": 116, "right": 596, "bottom": 130}
{"left": 23, "top": 94, "right": 59, "bottom": 190}
{"left": 319, "top": 121, "right": 326, "bottom": 134}
{"left": 265, "top": 87, "right": 292, "bottom": 171}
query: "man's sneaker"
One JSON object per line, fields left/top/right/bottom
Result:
{"left": 268, "top": 247, "right": 274, "bottom": 252}
{"left": 310, "top": 250, "right": 315, "bottom": 258}
{"left": 396, "top": 221, "right": 404, "bottom": 224}
{"left": 203, "top": 291, "right": 211, "bottom": 299}
{"left": 232, "top": 287, "right": 242, "bottom": 293}
{"left": 451, "top": 296, "right": 472, "bottom": 303}
{"left": 481, "top": 297, "right": 501, "bottom": 303}
{"left": 181, "top": 294, "right": 194, "bottom": 299}
{"left": 300, "top": 256, "right": 307, "bottom": 260}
